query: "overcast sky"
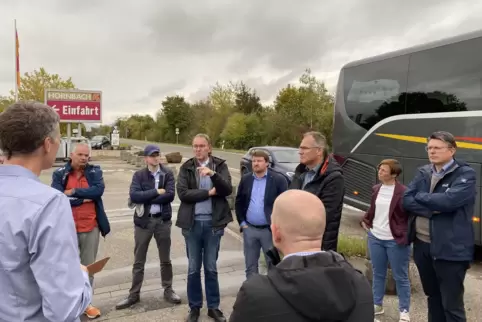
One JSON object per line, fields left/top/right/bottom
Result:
{"left": 1, "top": 0, "right": 482, "bottom": 124}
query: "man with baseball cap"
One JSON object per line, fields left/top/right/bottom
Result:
{"left": 116, "top": 144, "right": 181, "bottom": 309}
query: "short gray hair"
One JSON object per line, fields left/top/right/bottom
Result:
{"left": 303, "top": 131, "right": 328, "bottom": 158}
{"left": 303, "top": 131, "right": 327, "bottom": 147}
{"left": 0, "top": 101, "right": 60, "bottom": 158}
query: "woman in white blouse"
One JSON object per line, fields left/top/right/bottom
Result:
{"left": 360, "top": 159, "right": 410, "bottom": 322}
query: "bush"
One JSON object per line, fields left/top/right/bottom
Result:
{"left": 258, "top": 234, "right": 368, "bottom": 268}
{"left": 338, "top": 234, "right": 368, "bottom": 258}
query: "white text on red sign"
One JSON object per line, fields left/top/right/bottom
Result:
{"left": 51, "top": 105, "right": 100, "bottom": 116}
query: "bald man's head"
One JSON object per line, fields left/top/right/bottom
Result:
{"left": 271, "top": 190, "right": 326, "bottom": 252}
{"left": 70, "top": 143, "right": 90, "bottom": 169}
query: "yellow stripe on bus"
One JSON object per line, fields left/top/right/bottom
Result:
{"left": 375, "top": 133, "right": 482, "bottom": 150}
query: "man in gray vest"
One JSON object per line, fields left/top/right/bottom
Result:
{"left": 403, "top": 131, "right": 475, "bottom": 322}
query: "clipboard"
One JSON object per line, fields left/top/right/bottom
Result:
{"left": 86, "top": 257, "right": 110, "bottom": 275}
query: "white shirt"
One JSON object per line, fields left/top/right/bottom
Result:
{"left": 370, "top": 184, "right": 395, "bottom": 240}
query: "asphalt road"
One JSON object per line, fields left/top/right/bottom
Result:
{"left": 40, "top": 160, "right": 246, "bottom": 321}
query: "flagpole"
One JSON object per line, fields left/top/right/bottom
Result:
{"left": 14, "top": 19, "right": 18, "bottom": 102}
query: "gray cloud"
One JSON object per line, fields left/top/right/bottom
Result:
{"left": 136, "top": 79, "right": 187, "bottom": 104}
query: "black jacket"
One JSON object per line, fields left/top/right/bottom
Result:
{"left": 289, "top": 155, "right": 345, "bottom": 251}
{"left": 129, "top": 164, "right": 175, "bottom": 228}
{"left": 229, "top": 251, "right": 374, "bottom": 322}
{"left": 235, "top": 169, "right": 288, "bottom": 230}
{"left": 175, "top": 156, "right": 233, "bottom": 230}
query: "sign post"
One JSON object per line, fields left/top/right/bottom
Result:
{"left": 111, "top": 126, "right": 120, "bottom": 149}
{"left": 175, "top": 128, "right": 180, "bottom": 144}
{"left": 45, "top": 89, "right": 102, "bottom": 155}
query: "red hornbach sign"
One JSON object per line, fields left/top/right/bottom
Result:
{"left": 45, "top": 89, "right": 102, "bottom": 123}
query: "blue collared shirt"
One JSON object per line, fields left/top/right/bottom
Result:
{"left": 150, "top": 167, "right": 163, "bottom": 214}
{"left": 243, "top": 171, "right": 268, "bottom": 226}
{"left": 0, "top": 165, "right": 92, "bottom": 322}
{"left": 431, "top": 158, "right": 455, "bottom": 177}
{"left": 302, "top": 163, "right": 322, "bottom": 189}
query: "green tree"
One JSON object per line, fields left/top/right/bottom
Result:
{"left": 103, "top": 69, "right": 334, "bottom": 149}
{"left": 14, "top": 67, "right": 75, "bottom": 102}
{"left": 220, "top": 113, "right": 248, "bottom": 149}
{"left": 235, "top": 82, "right": 263, "bottom": 115}
{"left": 206, "top": 83, "right": 237, "bottom": 145}
{"left": 188, "top": 100, "right": 214, "bottom": 139}
{"left": 160, "top": 95, "right": 192, "bottom": 143}
{"left": 0, "top": 68, "right": 84, "bottom": 135}
{"left": 272, "top": 69, "right": 334, "bottom": 146}
{"left": 0, "top": 96, "right": 14, "bottom": 113}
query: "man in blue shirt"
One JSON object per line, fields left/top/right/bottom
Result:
{"left": 0, "top": 101, "right": 92, "bottom": 321}
{"left": 116, "top": 145, "right": 181, "bottom": 309}
{"left": 235, "top": 149, "right": 288, "bottom": 278}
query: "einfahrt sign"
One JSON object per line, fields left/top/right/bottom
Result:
{"left": 45, "top": 89, "right": 102, "bottom": 123}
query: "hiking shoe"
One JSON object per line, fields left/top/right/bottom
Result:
{"left": 374, "top": 304, "right": 384, "bottom": 315}
{"left": 84, "top": 305, "right": 101, "bottom": 319}
{"left": 399, "top": 310, "right": 410, "bottom": 321}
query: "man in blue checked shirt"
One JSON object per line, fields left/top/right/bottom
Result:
{"left": 116, "top": 144, "right": 181, "bottom": 309}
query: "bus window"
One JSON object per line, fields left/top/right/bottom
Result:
{"left": 406, "top": 38, "right": 482, "bottom": 114}
{"left": 343, "top": 55, "right": 410, "bottom": 131}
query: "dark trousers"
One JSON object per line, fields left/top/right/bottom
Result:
{"left": 243, "top": 226, "right": 273, "bottom": 279}
{"left": 182, "top": 219, "right": 223, "bottom": 309}
{"left": 413, "top": 239, "right": 469, "bottom": 322}
{"left": 129, "top": 217, "right": 173, "bottom": 298}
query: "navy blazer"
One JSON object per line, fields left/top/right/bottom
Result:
{"left": 235, "top": 169, "right": 288, "bottom": 231}
{"left": 129, "top": 164, "right": 175, "bottom": 228}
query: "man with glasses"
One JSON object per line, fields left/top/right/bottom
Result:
{"left": 403, "top": 131, "right": 475, "bottom": 322}
{"left": 116, "top": 144, "right": 181, "bottom": 310}
{"left": 289, "top": 131, "right": 345, "bottom": 252}
{"left": 176, "top": 133, "right": 233, "bottom": 322}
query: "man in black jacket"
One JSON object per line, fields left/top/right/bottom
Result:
{"left": 176, "top": 133, "right": 233, "bottom": 322}
{"left": 289, "top": 131, "right": 344, "bottom": 251}
{"left": 116, "top": 145, "right": 181, "bottom": 310}
{"left": 229, "top": 189, "right": 374, "bottom": 322}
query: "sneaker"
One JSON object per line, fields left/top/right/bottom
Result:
{"left": 399, "top": 310, "right": 410, "bottom": 322}
{"left": 374, "top": 305, "right": 384, "bottom": 315}
{"left": 84, "top": 305, "right": 101, "bottom": 319}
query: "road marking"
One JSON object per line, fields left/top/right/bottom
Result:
{"left": 106, "top": 204, "right": 181, "bottom": 213}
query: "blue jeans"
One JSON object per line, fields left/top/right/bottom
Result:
{"left": 243, "top": 226, "right": 273, "bottom": 279}
{"left": 182, "top": 219, "right": 223, "bottom": 309}
{"left": 368, "top": 231, "right": 411, "bottom": 312}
